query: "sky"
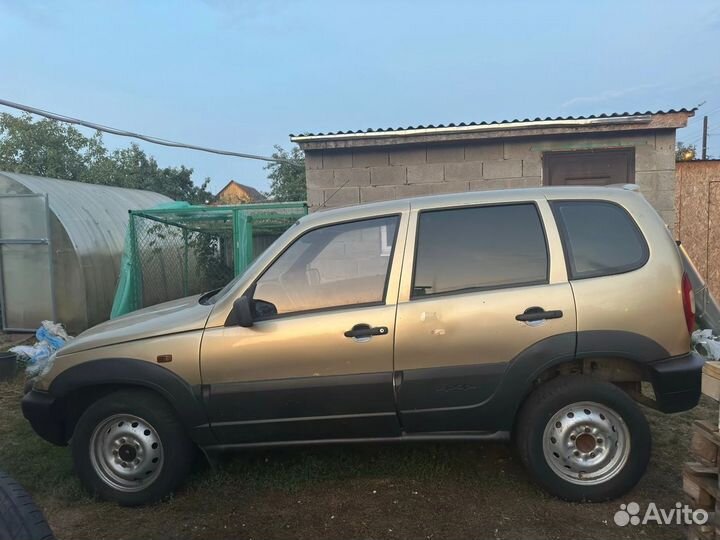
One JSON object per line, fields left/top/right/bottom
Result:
{"left": 1, "top": 0, "right": 719, "bottom": 195}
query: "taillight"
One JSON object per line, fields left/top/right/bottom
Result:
{"left": 681, "top": 272, "right": 695, "bottom": 334}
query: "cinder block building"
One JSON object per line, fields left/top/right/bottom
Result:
{"left": 291, "top": 108, "right": 694, "bottom": 233}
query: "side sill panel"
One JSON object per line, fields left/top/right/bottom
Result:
{"left": 203, "top": 430, "right": 510, "bottom": 452}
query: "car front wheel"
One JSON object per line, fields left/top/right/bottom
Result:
{"left": 515, "top": 374, "right": 651, "bottom": 502}
{"left": 71, "top": 389, "right": 194, "bottom": 506}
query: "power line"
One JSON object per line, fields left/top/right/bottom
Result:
{"left": 0, "top": 98, "right": 303, "bottom": 168}
{"left": 702, "top": 104, "right": 720, "bottom": 117}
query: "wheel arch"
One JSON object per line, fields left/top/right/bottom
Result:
{"left": 511, "top": 355, "right": 656, "bottom": 436}
{"left": 48, "top": 358, "right": 214, "bottom": 445}
{"left": 495, "top": 329, "right": 673, "bottom": 433}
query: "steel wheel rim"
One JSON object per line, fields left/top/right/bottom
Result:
{"left": 542, "top": 401, "right": 631, "bottom": 485}
{"left": 89, "top": 414, "right": 164, "bottom": 492}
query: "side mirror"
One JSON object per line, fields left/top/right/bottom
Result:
{"left": 232, "top": 296, "right": 254, "bottom": 328}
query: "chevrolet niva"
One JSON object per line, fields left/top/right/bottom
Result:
{"left": 22, "top": 185, "right": 703, "bottom": 506}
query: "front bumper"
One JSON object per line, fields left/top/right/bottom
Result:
{"left": 21, "top": 389, "right": 67, "bottom": 446}
{"left": 647, "top": 351, "right": 704, "bottom": 413}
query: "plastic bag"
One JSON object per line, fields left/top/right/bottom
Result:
{"left": 10, "top": 320, "right": 72, "bottom": 377}
{"left": 692, "top": 328, "right": 720, "bottom": 361}
{"left": 36, "top": 320, "right": 69, "bottom": 350}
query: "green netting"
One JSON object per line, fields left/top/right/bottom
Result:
{"left": 111, "top": 201, "right": 307, "bottom": 318}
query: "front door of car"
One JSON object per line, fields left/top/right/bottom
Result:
{"left": 393, "top": 201, "right": 577, "bottom": 433}
{"left": 201, "top": 214, "right": 406, "bottom": 445}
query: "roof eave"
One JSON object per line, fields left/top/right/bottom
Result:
{"left": 291, "top": 110, "right": 694, "bottom": 150}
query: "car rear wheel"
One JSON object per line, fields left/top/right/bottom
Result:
{"left": 515, "top": 374, "right": 650, "bottom": 502}
{"left": 71, "top": 389, "right": 194, "bottom": 506}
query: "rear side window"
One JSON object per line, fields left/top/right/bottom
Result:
{"left": 551, "top": 200, "right": 648, "bottom": 280}
{"left": 412, "top": 204, "right": 548, "bottom": 298}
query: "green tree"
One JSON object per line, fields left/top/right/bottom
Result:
{"left": 84, "top": 140, "right": 211, "bottom": 204}
{"left": 676, "top": 141, "right": 697, "bottom": 161}
{"left": 0, "top": 112, "right": 212, "bottom": 203}
{"left": 0, "top": 113, "right": 89, "bottom": 180}
{"left": 264, "top": 145, "right": 306, "bottom": 202}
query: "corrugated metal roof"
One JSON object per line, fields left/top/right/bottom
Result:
{"left": 0, "top": 173, "right": 171, "bottom": 259}
{"left": 290, "top": 108, "right": 696, "bottom": 138}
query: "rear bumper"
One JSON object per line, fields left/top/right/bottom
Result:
{"left": 647, "top": 351, "right": 704, "bottom": 413}
{"left": 21, "top": 389, "right": 67, "bottom": 446}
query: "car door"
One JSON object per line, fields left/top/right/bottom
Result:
{"left": 201, "top": 213, "right": 406, "bottom": 445}
{"left": 394, "top": 199, "right": 577, "bottom": 433}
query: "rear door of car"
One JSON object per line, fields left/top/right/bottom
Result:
{"left": 393, "top": 196, "right": 577, "bottom": 433}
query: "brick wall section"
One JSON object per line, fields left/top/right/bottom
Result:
{"left": 305, "top": 131, "right": 677, "bottom": 233}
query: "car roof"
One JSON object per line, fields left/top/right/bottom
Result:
{"left": 300, "top": 184, "right": 640, "bottom": 226}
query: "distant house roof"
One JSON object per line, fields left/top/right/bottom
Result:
{"left": 214, "top": 180, "right": 266, "bottom": 204}
{"left": 290, "top": 108, "right": 696, "bottom": 150}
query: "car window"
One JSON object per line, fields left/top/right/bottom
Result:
{"left": 412, "top": 204, "right": 548, "bottom": 298}
{"left": 551, "top": 200, "right": 649, "bottom": 280}
{"left": 252, "top": 216, "right": 399, "bottom": 317}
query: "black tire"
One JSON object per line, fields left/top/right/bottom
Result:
{"left": 515, "top": 374, "right": 651, "bottom": 502}
{"left": 71, "top": 389, "right": 194, "bottom": 506}
{"left": 0, "top": 470, "right": 55, "bottom": 540}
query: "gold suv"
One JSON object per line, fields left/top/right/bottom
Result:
{"left": 22, "top": 185, "right": 703, "bottom": 506}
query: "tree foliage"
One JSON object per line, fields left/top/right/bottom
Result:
{"left": 264, "top": 145, "right": 306, "bottom": 202}
{"left": 676, "top": 141, "right": 697, "bottom": 161}
{"left": 0, "top": 113, "right": 212, "bottom": 203}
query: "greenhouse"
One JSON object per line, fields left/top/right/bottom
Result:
{"left": 0, "top": 172, "right": 171, "bottom": 332}
{"left": 111, "top": 201, "right": 307, "bottom": 318}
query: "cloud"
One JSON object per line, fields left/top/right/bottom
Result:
{"left": 561, "top": 83, "right": 662, "bottom": 109}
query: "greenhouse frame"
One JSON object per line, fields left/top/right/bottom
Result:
{"left": 0, "top": 172, "right": 171, "bottom": 333}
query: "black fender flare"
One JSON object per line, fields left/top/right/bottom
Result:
{"left": 493, "top": 330, "right": 671, "bottom": 429}
{"left": 48, "top": 358, "right": 213, "bottom": 445}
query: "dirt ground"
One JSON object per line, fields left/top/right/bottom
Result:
{"left": 0, "top": 356, "right": 711, "bottom": 540}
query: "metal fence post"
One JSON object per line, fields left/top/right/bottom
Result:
{"left": 128, "top": 212, "right": 142, "bottom": 310}
{"left": 244, "top": 217, "right": 254, "bottom": 271}
{"left": 232, "top": 209, "right": 249, "bottom": 275}
{"left": 182, "top": 228, "right": 189, "bottom": 296}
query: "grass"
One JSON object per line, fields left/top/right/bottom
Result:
{"left": 0, "top": 369, "right": 715, "bottom": 539}
{"left": 0, "top": 377, "right": 85, "bottom": 501}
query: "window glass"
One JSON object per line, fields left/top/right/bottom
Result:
{"left": 412, "top": 204, "right": 548, "bottom": 297}
{"left": 551, "top": 201, "right": 648, "bottom": 279}
{"left": 253, "top": 216, "right": 399, "bottom": 316}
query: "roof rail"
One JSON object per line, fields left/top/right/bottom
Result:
{"left": 607, "top": 183, "right": 640, "bottom": 191}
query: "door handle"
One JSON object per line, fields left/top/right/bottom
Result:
{"left": 515, "top": 306, "right": 563, "bottom": 322}
{"left": 344, "top": 324, "right": 388, "bottom": 339}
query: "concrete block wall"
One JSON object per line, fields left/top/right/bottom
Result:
{"left": 305, "top": 130, "right": 678, "bottom": 233}
{"left": 305, "top": 141, "right": 539, "bottom": 209}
